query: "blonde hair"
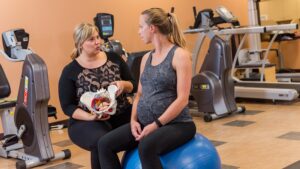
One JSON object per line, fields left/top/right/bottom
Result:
{"left": 70, "top": 23, "right": 99, "bottom": 59}
{"left": 141, "top": 8, "right": 186, "bottom": 48}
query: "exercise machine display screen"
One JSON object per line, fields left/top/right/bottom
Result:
{"left": 94, "top": 13, "right": 114, "bottom": 41}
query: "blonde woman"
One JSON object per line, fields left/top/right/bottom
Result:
{"left": 98, "top": 8, "right": 196, "bottom": 169}
{"left": 58, "top": 23, "right": 136, "bottom": 169}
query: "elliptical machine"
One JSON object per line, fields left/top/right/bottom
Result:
{"left": 187, "top": 7, "right": 245, "bottom": 122}
{"left": 0, "top": 29, "right": 71, "bottom": 168}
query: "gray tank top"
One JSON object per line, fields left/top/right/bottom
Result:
{"left": 137, "top": 45, "right": 193, "bottom": 126}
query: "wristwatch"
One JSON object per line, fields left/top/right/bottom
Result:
{"left": 154, "top": 118, "right": 163, "bottom": 127}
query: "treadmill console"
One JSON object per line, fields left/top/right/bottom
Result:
{"left": 94, "top": 13, "right": 114, "bottom": 41}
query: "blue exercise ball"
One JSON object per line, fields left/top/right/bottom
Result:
{"left": 122, "top": 133, "right": 221, "bottom": 169}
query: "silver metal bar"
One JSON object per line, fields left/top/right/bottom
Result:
{"left": 183, "top": 27, "right": 214, "bottom": 34}
{"left": 184, "top": 26, "right": 265, "bottom": 35}
{"left": 231, "top": 34, "right": 248, "bottom": 78}
{"left": 265, "top": 23, "right": 298, "bottom": 32}
{"left": 260, "top": 32, "right": 279, "bottom": 81}
{"left": 218, "top": 26, "right": 265, "bottom": 35}
{"left": 184, "top": 24, "right": 298, "bottom": 35}
{"left": 277, "top": 73, "right": 300, "bottom": 78}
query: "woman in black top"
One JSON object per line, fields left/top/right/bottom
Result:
{"left": 58, "top": 23, "right": 136, "bottom": 169}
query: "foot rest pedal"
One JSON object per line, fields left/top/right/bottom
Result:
{"left": 2, "top": 134, "right": 19, "bottom": 147}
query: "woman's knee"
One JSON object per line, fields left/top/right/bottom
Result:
{"left": 138, "top": 138, "right": 156, "bottom": 156}
{"left": 68, "top": 121, "right": 111, "bottom": 151}
{"left": 69, "top": 134, "right": 96, "bottom": 151}
{"left": 97, "top": 135, "right": 111, "bottom": 152}
{"left": 68, "top": 128, "right": 103, "bottom": 151}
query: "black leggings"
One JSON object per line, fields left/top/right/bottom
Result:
{"left": 98, "top": 121, "right": 196, "bottom": 169}
{"left": 68, "top": 108, "right": 131, "bottom": 169}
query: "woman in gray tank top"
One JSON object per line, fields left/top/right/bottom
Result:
{"left": 98, "top": 8, "right": 196, "bottom": 169}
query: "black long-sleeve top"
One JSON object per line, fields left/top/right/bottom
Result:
{"left": 58, "top": 52, "right": 136, "bottom": 124}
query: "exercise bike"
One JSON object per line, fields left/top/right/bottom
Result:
{"left": 0, "top": 29, "right": 71, "bottom": 169}
{"left": 186, "top": 6, "right": 245, "bottom": 122}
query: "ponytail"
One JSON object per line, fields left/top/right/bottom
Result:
{"left": 70, "top": 48, "right": 80, "bottom": 60}
{"left": 142, "top": 8, "right": 186, "bottom": 48}
{"left": 168, "top": 13, "right": 186, "bottom": 48}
